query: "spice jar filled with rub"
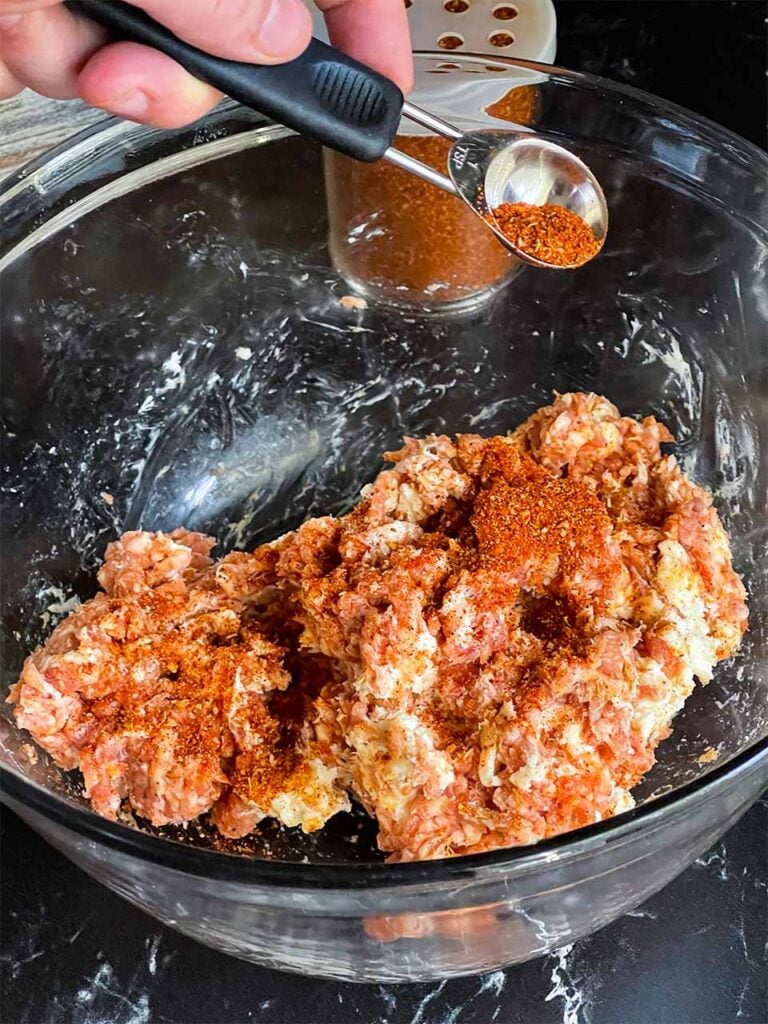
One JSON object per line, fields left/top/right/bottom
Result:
{"left": 316, "top": 0, "right": 558, "bottom": 309}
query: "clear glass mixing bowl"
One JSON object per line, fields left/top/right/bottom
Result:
{"left": 1, "top": 56, "right": 766, "bottom": 983}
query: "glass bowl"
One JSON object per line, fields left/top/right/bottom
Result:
{"left": 1, "top": 55, "right": 766, "bottom": 983}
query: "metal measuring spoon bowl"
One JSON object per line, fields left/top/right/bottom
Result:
{"left": 447, "top": 131, "right": 608, "bottom": 269}
{"left": 388, "top": 104, "right": 608, "bottom": 270}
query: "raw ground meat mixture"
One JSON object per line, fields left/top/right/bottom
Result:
{"left": 9, "top": 393, "right": 747, "bottom": 861}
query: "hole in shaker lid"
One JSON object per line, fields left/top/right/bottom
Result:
{"left": 437, "top": 32, "right": 465, "bottom": 49}
{"left": 489, "top": 30, "right": 515, "bottom": 47}
{"left": 492, "top": 4, "right": 518, "bottom": 19}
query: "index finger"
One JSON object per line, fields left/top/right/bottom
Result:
{"left": 316, "top": 0, "right": 413, "bottom": 93}
{"left": 128, "top": 0, "right": 312, "bottom": 63}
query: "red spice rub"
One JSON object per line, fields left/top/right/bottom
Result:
{"left": 489, "top": 202, "right": 602, "bottom": 267}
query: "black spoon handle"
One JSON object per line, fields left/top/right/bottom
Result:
{"left": 65, "top": 0, "right": 404, "bottom": 161}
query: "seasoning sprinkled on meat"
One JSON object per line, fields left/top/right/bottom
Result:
{"left": 9, "top": 394, "right": 747, "bottom": 859}
{"left": 8, "top": 529, "right": 349, "bottom": 833}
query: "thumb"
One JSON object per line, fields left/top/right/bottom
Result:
{"left": 129, "top": 0, "right": 313, "bottom": 63}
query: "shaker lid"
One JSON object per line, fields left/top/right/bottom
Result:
{"left": 307, "top": 0, "right": 555, "bottom": 63}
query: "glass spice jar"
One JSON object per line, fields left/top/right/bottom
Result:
{"left": 324, "top": 81, "right": 540, "bottom": 309}
{"left": 312, "top": 0, "right": 556, "bottom": 306}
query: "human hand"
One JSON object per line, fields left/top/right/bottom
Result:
{"left": 0, "top": 0, "right": 413, "bottom": 127}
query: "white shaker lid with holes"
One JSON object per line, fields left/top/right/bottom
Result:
{"left": 306, "top": 0, "right": 556, "bottom": 61}
{"left": 409, "top": 0, "right": 556, "bottom": 63}
{"left": 307, "top": 0, "right": 556, "bottom": 133}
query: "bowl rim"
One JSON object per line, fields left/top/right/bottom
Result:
{"left": 1, "top": 54, "right": 767, "bottom": 886}
{"left": 2, "top": 52, "right": 767, "bottom": 200}
{"left": 3, "top": 736, "right": 766, "bottom": 887}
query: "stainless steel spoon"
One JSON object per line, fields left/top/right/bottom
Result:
{"left": 66, "top": 0, "right": 608, "bottom": 271}
{"left": 391, "top": 103, "right": 608, "bottom": 270}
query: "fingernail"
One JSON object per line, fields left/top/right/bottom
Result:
{"left": 258, "top": 0, "right": 310, "bottom": 59}
{"left": 0, "top": 14, "right": 23, "bottom": 29}
{"left": 106, "top": 90, "right": 149, "bottom": 121}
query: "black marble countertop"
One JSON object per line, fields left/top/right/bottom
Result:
{"left": 2, "top": 3, "right": 767, "bottom": 1022}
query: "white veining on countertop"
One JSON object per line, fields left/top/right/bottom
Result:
{"left": 1, "top": 904, "right": 50, "bottom": 982}
{"left": 4, "top": 911, "right": 180, "bottom": 1024}
{"left": 74, "top": 960, "right": 150, "bottom": 1024}
{"left": 732, "top": 882, "right": 764, "bottom": 1020}
{"left": 145, "top": 934, "right": 161, "bottom": 977}
{"left": 545, "top": 945, "right": 589, "bottom": 1024}
{"left": 477, "top": 969, "right": 507, "bottom": 998}
{"left": 377, "top": 985, "right": 398, "bottom": 1019}
{"left": 409, "top": 980, "right": 447, "bottom": 1024}
{"left": 624, "top": 907, "right": 658, "bottom": 921}
{"left": 695, "top": 841, "right": 735, "bottom": 883}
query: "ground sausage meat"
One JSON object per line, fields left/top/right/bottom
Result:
{"left": 9, "top": 393, "right": 747, "bottom": 860}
